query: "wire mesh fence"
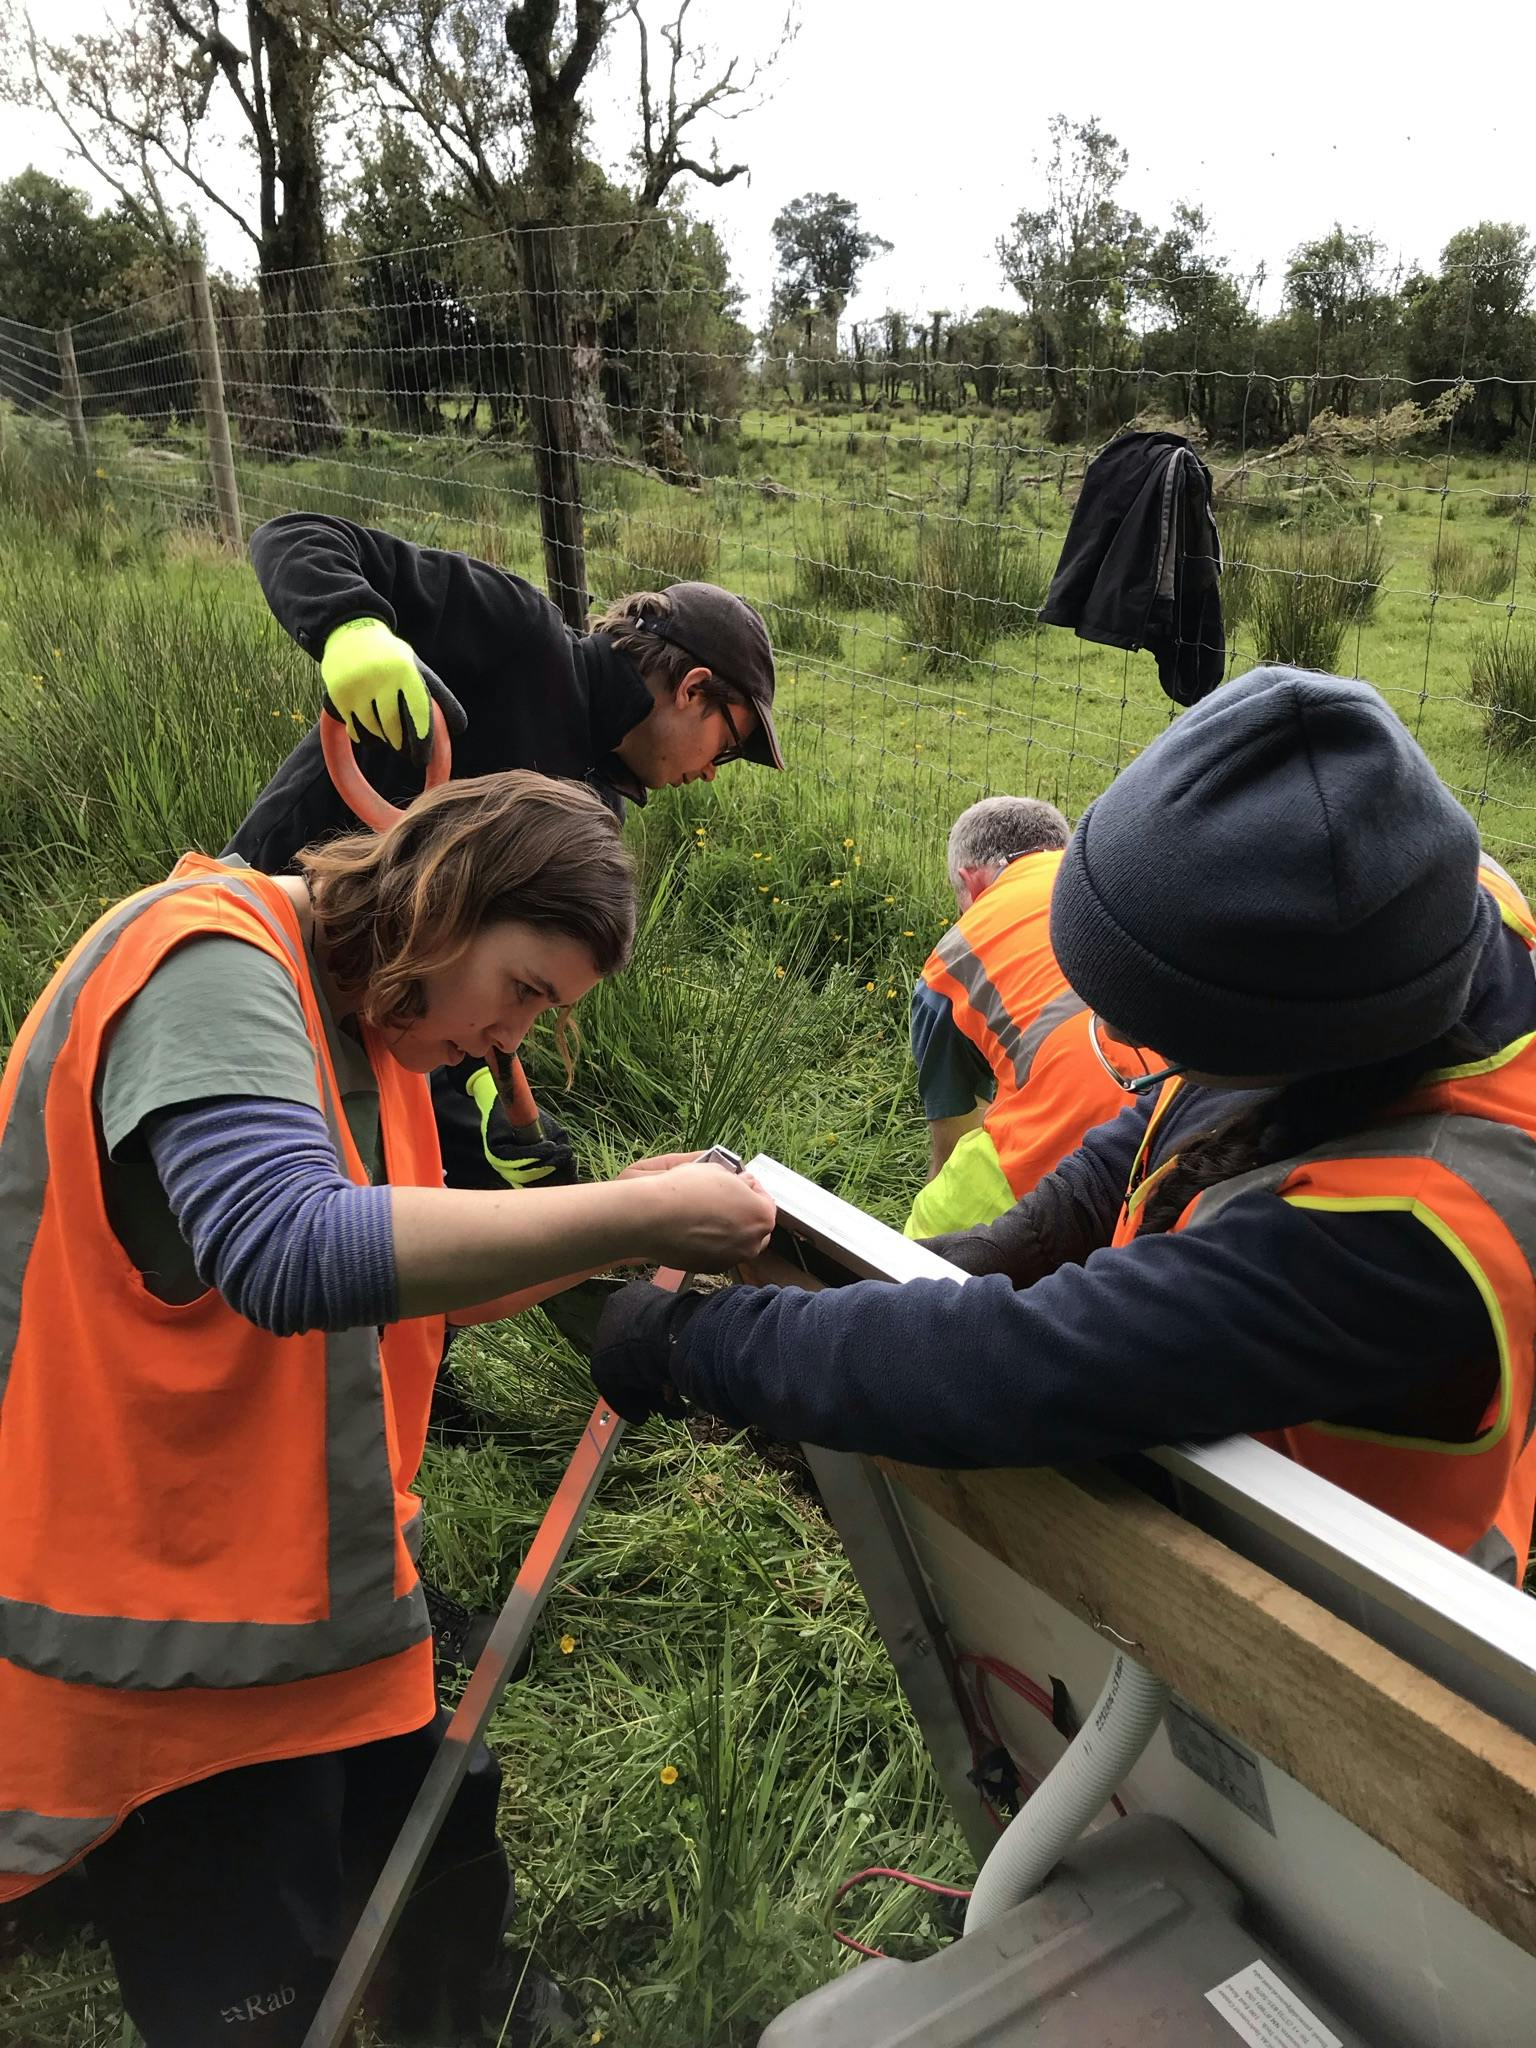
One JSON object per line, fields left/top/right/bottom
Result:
{"left": 3, "top": 217, "right": 1535, "bottom": 869}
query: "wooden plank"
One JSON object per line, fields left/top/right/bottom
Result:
{"left": 885, "top": 1458, "right": 1536, "bottom": 1957}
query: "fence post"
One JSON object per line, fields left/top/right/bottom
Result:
{"left": 514, "top": 223, "right": 588, "bottom": 630}
{"left": 55, "top": 325, "right": 91, "bottom": 466}
{"left": 185, "top": 250, "right": 243, "bottom": 549}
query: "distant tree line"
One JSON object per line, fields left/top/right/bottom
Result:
{"left": 2, "top": 71, "right": 1533, "bottom": 460}
{"left": 764, "top": 127, "right": 1536, "bottom": 450}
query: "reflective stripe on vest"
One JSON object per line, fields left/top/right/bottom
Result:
{"left": 922, "top": 851, "right": 1126, "bottom": 1202}
{"left": 0, "top": 1807, "right": 118, "bottom": 1878}
{"left": 928, "top": 921, "right": 1088, "bottom": 1094}
{"left": 0, "top": 871, "right": 427, "bottom": 1690}
{"left": 1184, "top": 1112, "right": 1536, "bottom": 1460}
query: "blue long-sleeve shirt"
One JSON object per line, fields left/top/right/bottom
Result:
{"left": 671, "top": 922, "right": 1536, "bottom": 1469}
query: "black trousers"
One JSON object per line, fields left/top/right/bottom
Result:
{"left": 85, "top": 1708, "right": 508, "bottom": 2046}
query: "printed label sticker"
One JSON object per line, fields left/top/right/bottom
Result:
{"left": 1207, "top": 1959, "right": 1342, "bottom": 2048}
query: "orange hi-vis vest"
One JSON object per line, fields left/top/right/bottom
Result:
{"left": 1112, "top": 864, "right": 1536, "bottom": 1579}
{"left": 0, "top": 856, "right": 445, "bottom": 1901}
{"left": 921, "top": 849, "right": 1126, "bottom": 1198}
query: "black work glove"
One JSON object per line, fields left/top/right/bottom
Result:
{"left": 590, "top": 1280, "right": 710, "bottom": 1425}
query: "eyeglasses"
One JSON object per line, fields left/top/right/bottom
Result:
{"left": 1088, "top": 1012, "right": 1186, "bottom": 1098}
{"left": 711, "top": 696, "right": 749, "bottom": 767}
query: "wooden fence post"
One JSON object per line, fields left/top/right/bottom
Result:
{"left": 55, "top": 325, "right": 91, "bottom": 465}
{"left": 185, "top": 250, "right": 243, "bottom": 549}
{"left": 514, "top": 223, "right": 588, "bottom": 630}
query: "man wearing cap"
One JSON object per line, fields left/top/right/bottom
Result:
{"left": 228, "top": 511, "right": 783, "bottom": 1194}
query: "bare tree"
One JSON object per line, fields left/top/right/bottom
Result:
{"left": 629, "top": 0, "right": 766, "bottom": 210}
{"left": 2, "top": 0, "right": 342, "bottom": 449}
{"left": 309, "top": 0, "right": 524, "bottom": 221}
{"left": 319, "top": 0, "right": 787, "bottom": 474}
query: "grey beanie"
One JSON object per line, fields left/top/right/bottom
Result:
{"left": 1049, "top": 666, "right": 1491, "bottom": 1076}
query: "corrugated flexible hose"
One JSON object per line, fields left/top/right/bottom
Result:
{"left": 962, "top": 1652, "right": 1170, "bottom": 1933}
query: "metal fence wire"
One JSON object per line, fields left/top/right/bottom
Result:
{"left": 3, "top": 215, "right": 1534, "bottom": 866}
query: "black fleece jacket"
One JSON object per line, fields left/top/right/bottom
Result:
{"left": 668, "top": 919, "right": 1536, "bottom": 1472}
{"left": 227, "top": 515, "right": 654, "bottom": 871}
{"left": 1039, "top": 430, "right": 1224, "bottom": 706}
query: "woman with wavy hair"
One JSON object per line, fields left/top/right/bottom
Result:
{"left": 0, "top": 769, "right": 773, "bottom": 2044}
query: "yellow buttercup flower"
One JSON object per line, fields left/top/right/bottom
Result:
{"left": 560, "top": 1634, "right": 576, "bottom": 1655}
{"left": 659, "top": 1764, "right": 679, "bottom": 1785}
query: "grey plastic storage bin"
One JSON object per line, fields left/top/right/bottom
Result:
{"left": 760, "top": 1815, "right": 1371, "bottom": 2046}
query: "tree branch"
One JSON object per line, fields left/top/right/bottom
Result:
{"left": 555, "top": 0, "right": 606, "bottom": 98}
{"left": 626, "top": 0, "right": 783, "bottom": 211}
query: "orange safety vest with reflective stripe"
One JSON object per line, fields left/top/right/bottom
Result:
{"left": 0, "top": 856, "right": 444, "bottom": 1900}
{"left": 921, "top": 849, "right": 1126, "bottom": 1199}
{"left": 1112, "top": 864, "right": 1536, "bottom": 1577}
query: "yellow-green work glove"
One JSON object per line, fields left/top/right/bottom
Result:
{"left": 320, "top": 616, "right": 432, "bottom": 752}
{"left": 465, "top": 1066, "right": 579, "bottom": 1189}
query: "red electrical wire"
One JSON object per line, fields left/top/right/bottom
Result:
{"left": 956, "top": 1651, "right": 1128, "bottom": 1821}
{"left": 829, "top": 1866, "right": 974, "bottom": 1959}
{"left": 829, "top": 1648, "right": 1127, "bottom": 1960}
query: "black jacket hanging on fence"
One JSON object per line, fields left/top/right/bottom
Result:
{"left": 1039, "top": 431, "right": 1224, "bottom": 706}
{"left": 226, "top": 513, "right": 653, "bottom": 874}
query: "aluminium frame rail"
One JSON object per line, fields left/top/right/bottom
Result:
{"left": 743, "top": 1152, "right": 1536, "bottom": 1748}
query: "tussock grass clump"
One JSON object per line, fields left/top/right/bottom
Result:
{"left": 896, "top": 517, "right": 1047, "bottom": 669}
{"left": 595, "top": 501, "right": 721, "bottom": 591}
{"left": 1232, "top": 518, "right": 1386, "bottom": 664}
{"left": 1219, "top": 511, "right": 1264, "bottom": 629}
{"left": 1490, "top": 490, "right": 1532, "bottom": 521}
{"left": 1468, "top": 626, "right": 1536, "bottom": 756}
{"left": 1313, "top": 520, "right": 1389, "bottom": 624}
{"left": 793, "top": 510, "right": 902, "bottom": 613}
{"left": 0, "top": 537, "right": 303, "bottom": 889}
{"left": 760, "top": 594, "right": 843, "bottom": 658}
{"left": 1248, "top": 558, "right": 1350, "bottom": 672}
{"left": 1432, "top": 537, "right": 1515, "bottom": 602}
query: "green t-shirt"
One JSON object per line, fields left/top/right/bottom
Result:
{"left": 96, "top": 931, "right": 383, "bottom": 1302}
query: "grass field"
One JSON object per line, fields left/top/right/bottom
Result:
{"left": 1, "top": 399, "right": 1534, "bottom": 2042}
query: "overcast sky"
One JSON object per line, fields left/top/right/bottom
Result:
{"left": 3, "top": 0, "right": 1529, "bottom": 324}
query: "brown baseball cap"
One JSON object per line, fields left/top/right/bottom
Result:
{"left": 634, "top": 583, "right": 784, "bottom": 770}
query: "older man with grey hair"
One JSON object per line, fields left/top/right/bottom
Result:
{"left": 905, "top": 794, "right": 1126, "bottom": 1237}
